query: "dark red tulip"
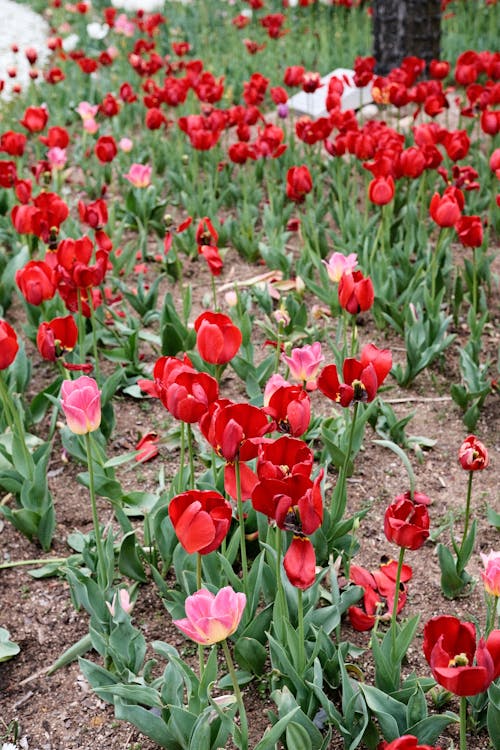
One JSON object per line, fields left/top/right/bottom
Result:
{"left": 94, "top": 135, "right": 118, "bottom": 163}
{"left": 37, "top": 315, "right": 78, "bottom": 361}
{"left": 286, "top": 165, "right": 313, "bottom": 203}
{"left": 384, "top": 496, "right": 430, "bottom": 550}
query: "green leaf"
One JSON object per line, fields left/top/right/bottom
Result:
{"left": 253, "top": 707, "right": 300, "bottom": 750}
{"left": 437, "top": 543, "right": 469, "bottom": 599}
{"left": 47, "top": 634, "right": 92, "bottom": 674}
{"left": 114, "top": 698, "right": 179, "bottom": 748}
{"left": 97, "top": 682, "right": 163, "bottom": 708}
{"left": 407, "top": 712, "right": 458, "bottom": 744}
{"left": 360, "top": 684, "right": 406, "bottom": 741}
{"left": 286, "top": 722, "right": 312, "bottom": 750}
{"left": 487, "top": 504, "right": 500, "bottom": 530}
{"left": 406, "top": 684, "right": 428, "bottom": 727}
{"left": 118, "top": 531, "right": 147, "bottom": 582}
{"left": 487, "top": 682, "right": 500, "bottom": 750}
{"left": 0, "top": 627, "right": 20, "bottom": 662}
{"left": 234, "top": 637, "right": 267, "bottom": 675}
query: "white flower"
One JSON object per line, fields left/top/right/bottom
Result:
{"left": 86, "top": 22, "right": 109, "bottom": 40}
{"left": 62, "top": 34, "right": 79, "bottom": 52}
{"left": 2, "top": 743, "right": 19, "bottom": 750}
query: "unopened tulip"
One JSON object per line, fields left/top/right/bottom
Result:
{"left": 60, "top": 376, "right": 101, "bottom": 434}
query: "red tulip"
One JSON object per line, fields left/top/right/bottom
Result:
{"left": 442, "top": 129, "right": 470, "bottom": 162}
{"left": 256, "top": 435, "right": 313, "bottom": 480}
{"left": 94, "top": 135, "right": 118, "bottom": 163}
{"left": 16, "top": 260, "right": 56, "bottom": 305}
{"left": 284, "top": 536, "right": 317, "bottom": 590}
{"left": 205, "top": 402, "right": 269, "bottom": 462}
{"left": 0, "top": 130, "right": 27, "bottom": 156}
{"left": 458, "top": 434, "right": 489, "bottom": 470}
{"left": 318, "top": 344, "right": 392, "bottom": 407}
{"left": 379, "top": 735, "right": 442, "bottom": 750}
{"left": 429, "top": 187, "right": 464, "bottom": 227}
{"left": 37, "top": 315, "right": 78, "bottom": 361}
{"left": 368, "top": 175, "right": 395, "bottom": 205}
{"left": 0, "top": 160, "right": 17, "bottom": 188}
{"left": 194, "top": 311, "right": 242, "bottom": 365}
{"left": 19, "top": 106, "right": 48, "bottom": 133}
{"left": 384, "top": 495, "right": 430, "bottom": 550}
{"left": 338, "top": 270, "right": 374, "bottom": 314}
{"left": 39, "top": 126, "right": 69, "bottom": 149}
{"left": 162, "top": 370, "right": 219, "bottom": 424}
{"left": 0, "top": 319, "right": 19, "bottom": 369}
{"left": 423, "top": 615, "right": 500, "bottom": 696}
{"left": 286, "top": 165, "right": 313, "bottom": 203}
{"left": 263, "top": 384, "right": 311, "bottom": 437}
{"left": 283, "top": 65, "right": 305, "bottom": 87}
{"left": 169, "top": 489, "right": 232, "bottom": 554}
{"left": 455, "top": 215, "right": 483, "bottom": 248}
{"left": 78, "top": 199, "right": 108, "bottom": 229}
{"left": 348, "top": 561, "right": 412, "bottom": 631}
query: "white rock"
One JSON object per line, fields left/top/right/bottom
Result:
{"left": 288, "top": 68, "right": 373, "bottom": 119}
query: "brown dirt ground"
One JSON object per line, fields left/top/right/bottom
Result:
{"left": 1, "top": 240, "right": 500, "bottom": 749}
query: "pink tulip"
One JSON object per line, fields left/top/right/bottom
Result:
{"left": 106, "top": 589, "right": 134, "bottom": 617}
{"left": 60, "top": 376, "right": 101, "bottom": 434}
{"left": 47, "top": 147, "right": 67, "bottom": 170}
{"left": 119, "top": 137, "right": 133, "bottom": 152}
{"left": 323, "top": 252, "right": 358, "bottom": 283}
{"left": 481, "top": 551, "right": 500, "bottom": 597}
{"left": 173, "top": 587, "right": 246, "bottom": 645}
{"left": 124, "top": 163, "right": 152, "bottom": 188}
{"left": 282, "top": 342, "right": 324, "bottom": 390}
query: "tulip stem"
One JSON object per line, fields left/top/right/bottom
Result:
{"left": 391, "top": 545, "right": 406, "bottom": 656}
{"left": 460, "top": 695, "right": 467, "bottom": 750}
{"left": 85, "top": 432, "right": 107, "bottom": 590}
{"left": 211, "top": 274, "right": 218, "bottom": 311}
{"left": 331, "top": 402, "right": 358, "bottom": 525}
{"left": 179, "top": 422, "right": 185, "bottom": 482}
{"left": 297, "top": 587, "right": 305, "bottom": 674}
{"left": 196, "top": 555, "right": 204, "bottom": 678}
{"left": 77, "top": 292, "right": 86, "bottom": 364}
{"left": 87, "top": 287, "right": 100, "bottom": 382}
{"left": 275, "top": 526, "right": 287, "bottom": 627}
{"left": 221, "top": 639, "right": 248, "bottom": 750}
{"left": 186, "top": 424, "right": 195, "bottom": 489}
{"left": 234, "top": 460, "right": 249, "bottom": 595}
{"left": 459, "top": 471, "right": 474, "bottom": 559}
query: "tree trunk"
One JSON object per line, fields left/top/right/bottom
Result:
{"left": 373, "top": 0, "right": 441, "bottom": 76}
